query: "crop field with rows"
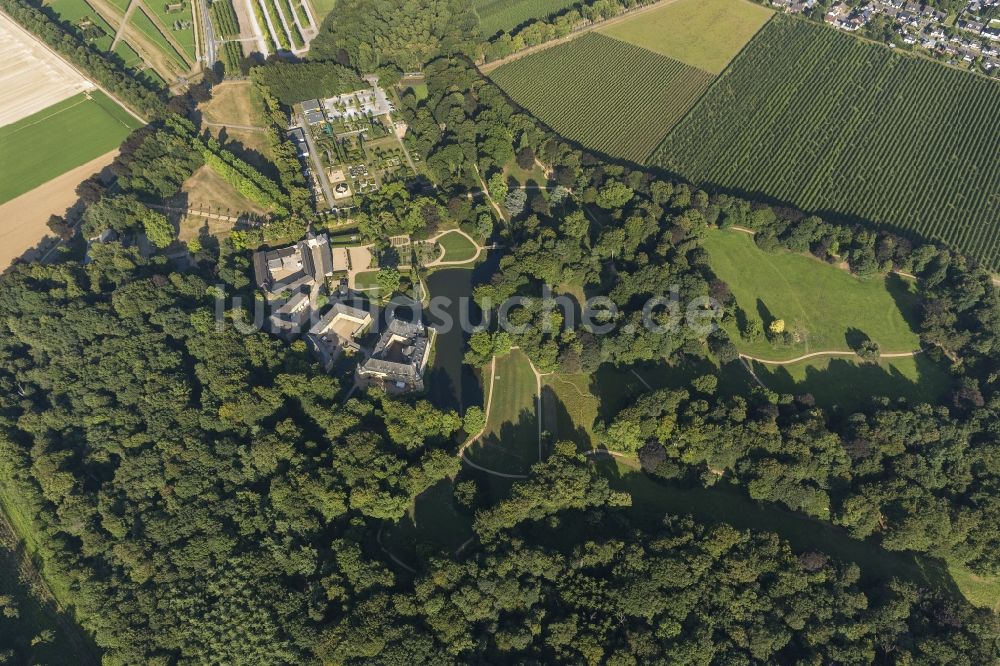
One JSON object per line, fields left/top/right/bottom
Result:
{"left": 491, "top": 33, "right": 714, "bottom": 163}
{"left": 473, "top": 0, "right": 578, "bottom": 37}
{"left": 209, "top": 0, "right": 240, "bottom": 38}
{"left": 653, "top": 16, "right": 1000, "bottom": 269}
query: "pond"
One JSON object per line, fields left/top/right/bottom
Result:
{"left": 423, "top": 256, "right": 499, "bottom": 413}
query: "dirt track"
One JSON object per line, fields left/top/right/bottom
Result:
{"left": 0, "top": 150, "right": 118, "bottom": 271}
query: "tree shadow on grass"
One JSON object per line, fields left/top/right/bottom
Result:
{"left": 541, "top": 385, "right": 592, "bottom": 454}
{"left": 844, "top": 327, "right": 871, "bottom": 350}
{"left": 755, "top": 298, "right": 775, "bottom": 326}
{"left": 885, "top": 271, "right": 923, "bottom": 333}
{"left": 750, "top": 355, "right": 951, "bottom": 415}
{"left": 465, "top": 408, "right": 538, "bottom": 476}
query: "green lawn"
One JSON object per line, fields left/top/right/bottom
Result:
{"left": 595, "top": 457, "right": 986, "bottom": 606}
{"left": 0, "top": 91, "right": 141, "bottom": 204}
{"left": 353, "top": 270, "right": 380, "bottom": 292}
{"left": 465, "top": 350, "right": 539, "bottom": 475}
{"left": 749, "top": 354, "right": 952, "bottom": 412}
{"left": 307, "top": 0, "right": 335, "bottom": 24}
{"left": 705, "top": 229, "right": 922, "bottom": 361}
{"left": 504, "top": 157, "right": 547, "bottom": 187}
{"left": 44, "top": 0, "right": 116, "bottom": 50}
{"left": 130, "top": 5, "right": 188, "bottom": 68}
{"left": 112, "top": 38, "right": 142, "bottom": 67}
{"left": 543, "top": 372, "right": 600, "bottom": 449}
{"left": 436, "top": 231, "right": 478, "bottom": 263}
{"left": 142, "top": 0, "right": 196, "bottom": 61}
{"left": 599, "top": 0, "right": 773, "bottom": 74}
{"left": 948, "top": 564, "right": 1000, "bottom": 612}
{"left": 408, "top": 83, "right": 428, "bottom": 101}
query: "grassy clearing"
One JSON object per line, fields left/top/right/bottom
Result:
{"left": 436, "top": 231, "right": 478, "bottom": 263}
{"left": 704, "top": 230, "right": 922, "bottom": 360}
{"left": 408, "top": 82, "right": 429, "bottom": 101}
{"left": 176, "top": 164, "right": 269, "bottom": 218}
{"left": 948, "top": 564, "right": 1000, "bottom": 612}
{"left": 0, "top": 544, "right": 86, "bottom": 663}
{"left": 466, "top": 350, "right": 539, "bottom": 475}
{"left": 200, "top": 81, "right": 266, "bottom": 126}
{"left": 749, "top": 354, "right": 952, "bottom": 412}
{"left": 0, "top": 91, "right": 139, "bottom": 204}
{"left": 0, "top": 493, "right": 98, "bottom": 661}
{"left": 594, "top": 456, "right": 984, "bottom": 605}
{"left": 600, "top": 0, "right": 773, "bottom": 74}
{"left": 491, "top": 33, "right": 714, "bottom": 163}
{"left": 383, "top": 479, "right": 474, "bottom": 558}
{"left": 654, "top": 15, "right": 1000, "bottom": 270}
{"left": 504, "top": 159, "right": 548, "bottom": 187}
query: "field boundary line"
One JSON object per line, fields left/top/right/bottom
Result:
{"left": 641, "top": 12, "right": 777, "bottom": 164}
{"left": 2, "top": 97, "right": 90, "bottom": 136}
{"left": 479, "top": 0, "right": 684, "bottom": 74}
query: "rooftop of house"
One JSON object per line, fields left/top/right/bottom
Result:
{"left": 359, "top": 318, "right": 430, "bottom": 385}
{"left": 253, "top": 233, "right": 334, "bottom": 296}
{"left": 307, "top": 303, "right": 372, "bottom": 368}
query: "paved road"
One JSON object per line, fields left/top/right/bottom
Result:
{"left": 298, "top": 116, "right": 335, "bottom": 209}
{"left": 198, "top": 0, "right": 217, "bottom": 66}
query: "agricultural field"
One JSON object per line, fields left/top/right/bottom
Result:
{"left": 653, "top": 16, "right": 1000, "bottom": 269}
{"left": 491, "top": 33, "right": 713, "bottom": 163}
{"left": 0, "top": 91, "right": 141, "bottom": 204}
{"left": 473, "top": 0, "right": 577, "bottom": 37}
{"left": 209, "top": 0, "right": 240, "bottom": 37}
{"left": 599, "top": 0, "right": 773, "bottom": 74}
{"left": 0, "top": 11, "right": 97, "bottom": 126}
{"left": 464, "top": 350, "right": 539, "bottom": 475}
{"left": 703, "top": 229, "right": 923, "bottom": 361}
